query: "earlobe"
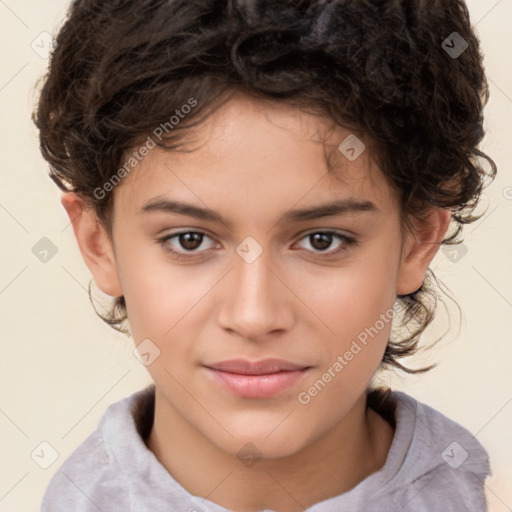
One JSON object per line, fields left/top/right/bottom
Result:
{"left": 61, "top": 193, "right": 123, "bottom": 297}
{"left": 396, "top": 208, "right": 452, "bottom": 295}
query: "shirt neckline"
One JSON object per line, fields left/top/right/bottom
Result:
{"left": 101, "top": 386, "right": 416, "bottom": 510}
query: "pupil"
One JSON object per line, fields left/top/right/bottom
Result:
{"left": 311, "top": 233, "right": 331, "bottom": 251}
{"left": 180, "top": 232, "right": 202, "bottom": 250}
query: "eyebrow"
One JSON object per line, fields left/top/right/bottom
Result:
{"left": 139, "top": 197, "right": 378, "bottom": 228}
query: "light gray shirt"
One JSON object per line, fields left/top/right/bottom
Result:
{"left": 40, "top": 386, "right": 491, "bottom": 511}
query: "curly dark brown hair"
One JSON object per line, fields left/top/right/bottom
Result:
{"left": 33, "top": 0, "right": 496, "bottom": 374}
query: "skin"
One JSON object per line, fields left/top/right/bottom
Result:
{"left": 62, "top": 92, "right": 451, "bottom": 511}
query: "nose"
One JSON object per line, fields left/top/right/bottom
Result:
{"left": 217, "top": 246, "right": 295, "bottom": 341}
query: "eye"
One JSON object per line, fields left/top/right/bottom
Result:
{"left": 295, "top": 231, "right": 355, "bottom": 256}
{"left": 157, "top": 229, "right": 356, "bottom": 259}
{"left": 158, "top": 230, "right": 217, "bottom": 255}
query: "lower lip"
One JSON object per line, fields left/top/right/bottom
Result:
{"left": 204, "top": 367, "right": 309, "bottom": 399}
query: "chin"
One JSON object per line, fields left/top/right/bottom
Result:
{"left": 213, "top": 428, "right": 309, "bottom": 462}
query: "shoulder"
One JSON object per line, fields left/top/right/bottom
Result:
{"left": 40, "top": 431, "right": 126, "bottom": 512}
{"left": 383, "top": 391, "right": 491, "bottom": 511}
{"left": 40, "top": 388, "right": 153, "bottom": 512}
{"left": 395, "top": 391, "right": 491, "bottom": 479}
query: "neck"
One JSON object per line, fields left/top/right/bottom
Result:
{"left": 146, "top": 388, "right": 395, "bottom": 511}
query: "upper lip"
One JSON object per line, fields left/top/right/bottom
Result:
{"left": 204, "top": 358, "right": 310, "bottom": 375}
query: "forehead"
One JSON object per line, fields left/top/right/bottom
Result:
{"left": 113, "top": 93, "right": 396, "bottom": 218}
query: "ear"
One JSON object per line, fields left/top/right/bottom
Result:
{"left": 61, "top": 192, "right": 123, "bottom": 297}
{"left": 396, "top": 208, "right": 452, "bottom": 295}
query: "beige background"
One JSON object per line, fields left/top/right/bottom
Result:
{"left": 0, "top": 1, "right": 511, "bottom": 510}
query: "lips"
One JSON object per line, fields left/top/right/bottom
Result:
{"left": 203, "top": 358, "right": 311, "bottom": 399}
{"left": 205, "top": 358, "right": 309, "bottom": 375}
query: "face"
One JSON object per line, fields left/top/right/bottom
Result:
{"left": 87, "top": 94, "right": 415, "bottom": 458}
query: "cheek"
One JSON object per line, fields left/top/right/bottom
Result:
{"left": 295, "top": 259, "right": 397, "bottom": 424}
{"left": 299, "top": 241, "right": 400, "bottom": 379}
{"left": 115, "top": 240, "right": 214, "bottom": 342}
{"left": 307, "top": 251, "right": 398, "bottom": 338}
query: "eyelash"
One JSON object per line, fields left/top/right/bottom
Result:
{"left": 156, "top": 230, "right": 356, "bottom": 259}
